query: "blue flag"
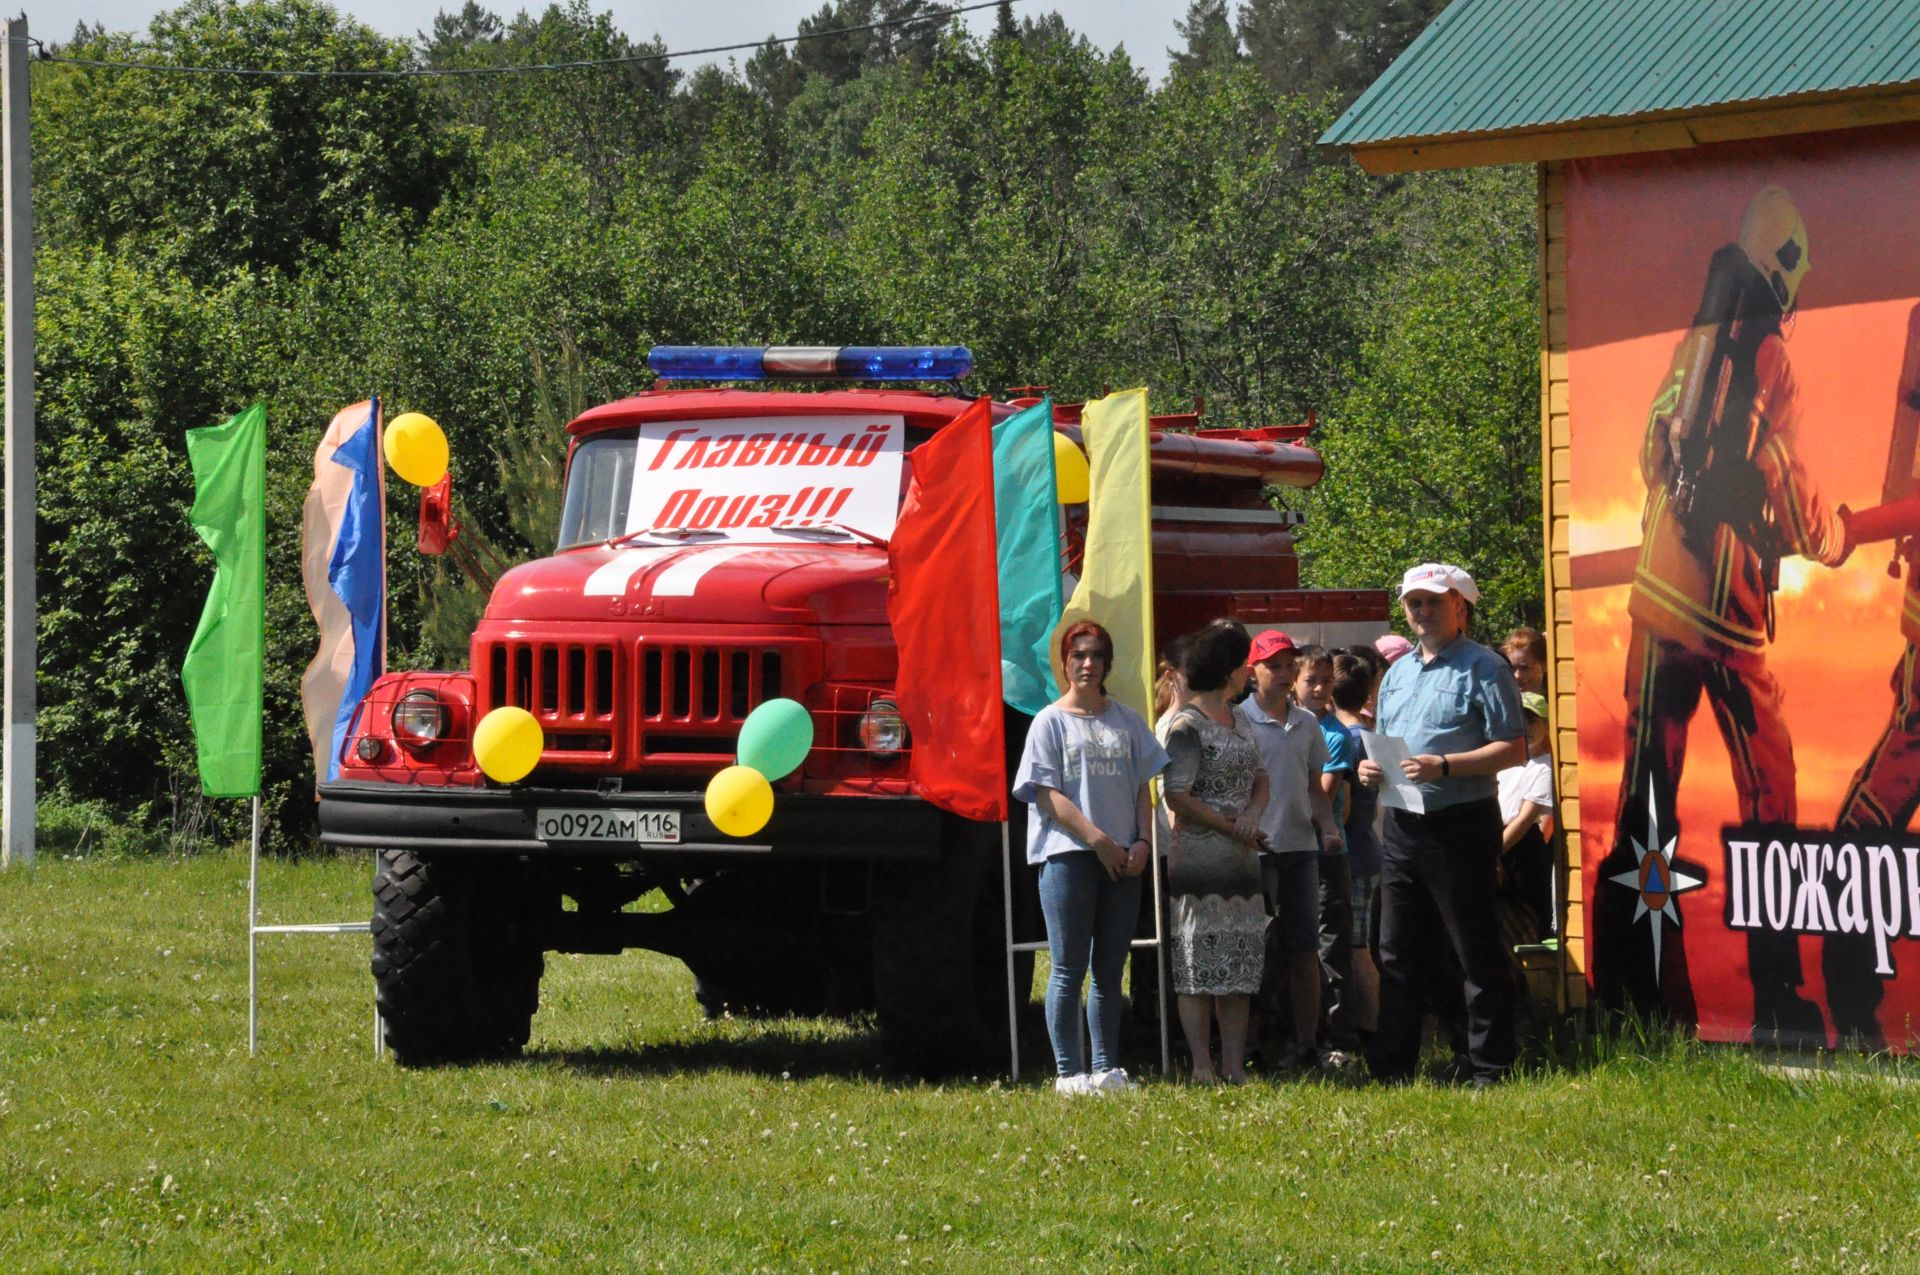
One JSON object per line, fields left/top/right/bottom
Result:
{"left": 302, "top": 400, "right": 388, "bottom": 785}
{"left": 991, "top": 400, "right": 1064, "bottom": 717}
{"left": 326, "top": 405, "right": 386, "bottom": 779}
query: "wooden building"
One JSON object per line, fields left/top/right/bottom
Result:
{"left": 1321, "top": 0, "right": 1920, "bottom": 1047}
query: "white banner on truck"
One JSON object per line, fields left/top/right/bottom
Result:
{"left": 625, "top": 415, "right": 905, "bottom": 545}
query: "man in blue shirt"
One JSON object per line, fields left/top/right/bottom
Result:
{"left": 1358, "top": 563, "right": 1526, "bottom": 1087}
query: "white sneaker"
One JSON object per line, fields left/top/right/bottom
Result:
{"left": 1093, "top": 1068, "right": 1135, "bottom": 1092}
{"left": 1054, "top": 1073, "right": 1098, "bottom": 1095}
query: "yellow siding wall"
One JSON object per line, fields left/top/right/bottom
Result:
{"left": 1538, "top": 160, "right": 1585, "bottom": 1006}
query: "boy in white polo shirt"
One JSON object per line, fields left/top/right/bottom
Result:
{"left": 1235, "top": 629, "right": 1345, "bottom": 1070}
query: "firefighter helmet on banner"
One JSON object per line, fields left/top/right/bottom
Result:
{"left": 1738, "top": 186, "right": 1811, "bottom": 314}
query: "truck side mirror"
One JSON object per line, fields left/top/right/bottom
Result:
{"left": 419, "top": 473, "right": 453, "bottom": 556}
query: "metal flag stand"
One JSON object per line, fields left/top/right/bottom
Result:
{"left": 1001, "top": 820, "right": 1172, "bottom": 1081}
{"left": 246, "top": 795, "right": 381, "bottom": 1056}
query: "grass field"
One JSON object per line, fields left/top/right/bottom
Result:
{"left": 3, "top": 851, "right": 1917, "bottom": 1272}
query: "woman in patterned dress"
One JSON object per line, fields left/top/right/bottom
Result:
{"left": 1162, "top": 621, "right": 1270, "bottom": 1083}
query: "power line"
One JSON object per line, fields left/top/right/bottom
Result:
{"left": 30, "top": 0, "right": 1023, "bottom": 79}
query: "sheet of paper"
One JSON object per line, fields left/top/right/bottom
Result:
{"left": 1359, "top": 730, "right": 1426, "bottom": 815}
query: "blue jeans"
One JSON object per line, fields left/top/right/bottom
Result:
{"left": 1039, "top": 851, "right": 1143, "bottom": 1076}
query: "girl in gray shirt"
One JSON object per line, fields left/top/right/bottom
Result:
{"left": 1013, "top": 621, "right": 1168, "bottom": 1093}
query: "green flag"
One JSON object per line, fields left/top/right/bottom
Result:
{"left": 181, "top": 404, "right": 267, "bottom": 798}
{"left": 991, "top": 399, "right": 1063, "bottom": 716}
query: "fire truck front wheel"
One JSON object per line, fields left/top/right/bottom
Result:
{"left": 371, "top": 849, "right": 545, "bottom": 1066}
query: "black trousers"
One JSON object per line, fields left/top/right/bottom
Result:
{"left": 1367, "top": 798, "right": 1515, "bottom": 1082}
{"left": 1317, "top": 851, "right": 1358, "bottom": 1050}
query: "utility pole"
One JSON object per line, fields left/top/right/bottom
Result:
{"left": 3, "top": 16, "right": 33, "bottom": 868}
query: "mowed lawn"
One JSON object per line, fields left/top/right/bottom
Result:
{"left": 2, "top": 854, "right": 1916, "bottom": 1272}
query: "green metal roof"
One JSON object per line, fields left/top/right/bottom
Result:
{"left": 1322, "top": 0, "right": 1920, "bottom": 150}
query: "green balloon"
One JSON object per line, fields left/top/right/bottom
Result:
{"left": 737, "top": 698, "right": 815, "bottom": 781}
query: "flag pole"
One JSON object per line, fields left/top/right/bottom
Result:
{"left": 1151, "top": 812, "right": 1171, "bottom": 1078}
{"left": 247, "top": 794, "right": 261, "bottom": 1055}
{"left": 1001, "top": 819, "right": 1020, "bottom": 1081}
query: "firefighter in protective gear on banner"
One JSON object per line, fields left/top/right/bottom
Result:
{"left": 1829, "top": 300, "right": 1920, "bottom": 1041}
{"left": 1594, "top": 186, "right": 1852, "bottom": 1041}
{"left": 1824, "top": 587, "right": 1920, "bottom": 1049}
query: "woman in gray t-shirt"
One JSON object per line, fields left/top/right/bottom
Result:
{"left": 1013, "top": 620, "right": 1169, "bottom": 1093}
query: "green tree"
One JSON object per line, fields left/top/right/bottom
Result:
{"left": 1238, "top": 0, "right": 1446, "bottom": 100}
{"left": 1088, "top": 67, "right": 1383, "bottom": 426}
{"left": 418, "top": 1, "right": 678, "bottom": 208}
{"left": 32, "top": 0, "right": 467, "bottom": 283}
{"left": 1302, "top": 166, "right": 1542, "bottom": 635}
{"left": 419, "top": 0, "right": 502, "bottom": 52}
{"left": 993, "top": 1, "right": 1018, "bottom": 43}
{"left": 833, "top": 30, "right": 1146, "bottom": 393}
{"left": 1170, "top": 0, "right": 1242, "bottom": 78}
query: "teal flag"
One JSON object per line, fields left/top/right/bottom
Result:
{"left": 181, "top": 404, "right": 267, "bottom": 797}
{"left": 991, "top": 399, "right": 1064, "bottom": 716}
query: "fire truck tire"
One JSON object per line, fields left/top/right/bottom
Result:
{"left": 870, "top": 814, "right": 1002, "bottom": 1075}
{"left": 371, "top": 849, "right": 544, "bottom": 1065}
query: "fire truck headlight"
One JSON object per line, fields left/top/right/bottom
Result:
{"left": 391, "top": 690, "right": 449, "bottom": 748}
{"left": 858, "top": 699, "right": 908, "bottom": 756}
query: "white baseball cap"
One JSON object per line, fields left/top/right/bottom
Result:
{"left": 1398, "top": 562, "right": 1480, "bottom": 603}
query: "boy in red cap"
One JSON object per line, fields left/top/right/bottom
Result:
{"left": 1236, "top": 629, "right": 1345, "bottom": 1070}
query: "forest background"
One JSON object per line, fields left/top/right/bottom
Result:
{"left": 12, "top": 0, "right": 1539, "bottom": 851}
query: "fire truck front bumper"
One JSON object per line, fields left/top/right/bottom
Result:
{"left": 316, "top": 781, "right": 945, "bottom": 861}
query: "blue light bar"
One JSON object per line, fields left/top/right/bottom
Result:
{"left": 835, "top": 346, "right": 972, "bottom": 380}
{"left": 648, "top": 346, "right": 767, "bottom": 380}
{"left": 648, "top": 345, "right": 973, "bottom": 382}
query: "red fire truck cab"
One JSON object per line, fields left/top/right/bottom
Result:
{"left": 317, "top": 347, "right": 1387, "bottom": 1069}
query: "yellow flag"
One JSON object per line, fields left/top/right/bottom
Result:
{"left": 1053, "top": 388, "right": 1155, "bottom": 721}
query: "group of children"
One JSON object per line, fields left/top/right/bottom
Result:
{"left": 1013, "top": 614, "right": 1558, "bottom": 1091}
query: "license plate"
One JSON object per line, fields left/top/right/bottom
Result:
{"left": 534, "top": 808, "right": 681, "bottom": 844}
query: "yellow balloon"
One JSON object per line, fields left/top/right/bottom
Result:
{"left": 1053, "top": 431, "right": 1090, "bottom": 504}
{"left": 705, "top": 764, "right": 774, "bottom": 838}
{"left": 384, "top": 411, "right": 450, "bottom": 487}
{"left": 472, "top": 706, "right": 544, "bottom": 784}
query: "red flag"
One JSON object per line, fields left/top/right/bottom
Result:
{"left": 887, "top": 397, "right": 1008, "bottom": 821}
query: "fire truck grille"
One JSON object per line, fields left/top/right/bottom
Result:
{"left": 641, "top": 646, "right": 782, "bottom": 722}
{"left": 483, "top": 641, "right": 619, "bottom": 750}
{"left": 640, "top": 645, "right": 784, "bottom": 760}
{"left": 478, "top": 639, "right": 787, "bottom": 763}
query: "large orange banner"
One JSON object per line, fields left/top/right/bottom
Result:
{"left": 1568, "top": 122, "right": 1920, "bottom": 1050}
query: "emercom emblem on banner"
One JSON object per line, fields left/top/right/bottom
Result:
{"left": 1607, "top": 788, "right": 1706, "bottom": 979}
{"left": 625, "top": 415, "right": 905, "bottom": 543}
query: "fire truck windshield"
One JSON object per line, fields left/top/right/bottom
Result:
{"left": 559, "top": 416, "right": 906, "bottom": 550}
{"left": 557, "top": 432, "right": 639, "bottom": 548}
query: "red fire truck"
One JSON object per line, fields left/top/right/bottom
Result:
{"left": 317, "top": 346, "right": 1386, "bottom": 1069}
